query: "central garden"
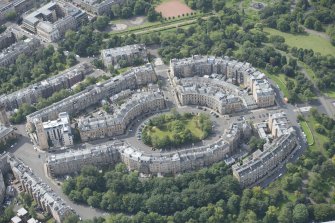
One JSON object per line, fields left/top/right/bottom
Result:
{"left": 142, "top": 111, "right": 212, "bottom": 149}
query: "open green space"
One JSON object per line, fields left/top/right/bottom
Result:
{"left": 264, "top": 28, "right": 335, "bottom": 57}
{"left": 305, "top": 115, "right": 329, "bottom": 155}
{"left": 322, "top": 88, "right": 335, "bottom": 98}
{"left": 300, "top": 121, "right": 314, "bottom": 146}
{"left": 142, "top": 112, "right": 212, "bottom": 149}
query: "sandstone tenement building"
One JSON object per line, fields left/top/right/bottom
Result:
{"left": 0, "top": 63, "right": 93, "bottom": 111}
{"left": 101, "top": 44, "right": 147, "bottom": 68}
{"left": 232, "top": 112, "right": 297, "bottom": 187}
{"left": 0, "top": 153, "right": 72, "bottom": 222}
{"left": 170, "top": 55, "right": 275, "bottom": 108}
{"left": 0, "top": 37, "right": 40, "bottom": 67}
{"left": 78, "top": 92, "right": 166, "bottom": 141}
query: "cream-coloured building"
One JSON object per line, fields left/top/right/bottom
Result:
{"left": 46, "top": 120, "right": 251, "bottom": 177}
{"left": 176, "top": 77, "right": 245, "bottom": 114}
{"left": 232, "top": 112, "right": 297, "bottom": 187}
{"left": 26, "top": 63, "right": 156, "bottom": 124}
{"left": 170, "top": 55, "right": 275, "bottom": 108}
{"left": 101, "top": 44, "right": 147, "bottom": 68}
{"left": 78, "top": 92, "right": 166, "bottom": 141}
{"left": 0, "top": 125, "right": 17, "bottom": 145}
{"left": 8, "top": 155, "right": 72, "bottom": 222}
{"left": 47, "top": 141, "right": 121, "bottom": 177}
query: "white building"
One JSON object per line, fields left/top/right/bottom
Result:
{"left": 42, "top": 112, "right": 73, "bottom": 148}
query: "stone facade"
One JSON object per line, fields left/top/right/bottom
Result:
{"left": 232, "top": 112, "right": 297, "bottom": 187}
{"left": 0, "top": 63, "right": 92, "bottom": 111}
{"left": 78, "top": 92, "right": 166, "bottom": 141}
{"left": 47, "top": 141, "right": 122, "bottom": 177}
{"left": 101, "top": 44, "right": 147, "bottom": 68}
{"left": 22, "top": 2, "right": 87, "bottom": 42}
{"left": 27, "top": 64, "right": 157, "bottom": 149}
{"left": 26, "top": 63, "right": 156, "bottom": 123}
{"left": 0, "top": 0, "right": 36, "bottom": 23}
{"left": 8, "top": 155, "right": 72, "bottom": 222}
{"left": 0, "top": 31, "right": 16, "bottom": 51}
{"left": 176, "top": 77, "right": 245, "bottom": 114}
{"left": 170, "top": 55, "right": 275, "bottom": 108}
{"left": 73, "top": 0, "right": 123, "bottom": 15}
{"left": 0, "top": 37, "right": 40, "bottom": 67}
{"left": 46, "top": 121, "right": 251, "bottom": 177}
{"left": 0, "top": 170, "right": 5, "bottom": 204}
{"left": 0, "top": 125, "right": 17, "bottom": 145}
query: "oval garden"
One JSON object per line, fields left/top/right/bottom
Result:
{"left": 141, "top": 111, "right": 212, "bottom": 149}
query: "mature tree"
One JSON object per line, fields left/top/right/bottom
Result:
{"left": 293, "top": 204, "right": 309, "bottom": 223}
{"left": 94, "top": 16, "right": 110, "bottom": 31}
{"left": 313, "top": 204, "right": 335, "bottom": 222}
{"left": 63, "top": 213, "right": 79, "bottom": 223}
{"left": 278, "top": 203, "right": 293, "bottom": 223}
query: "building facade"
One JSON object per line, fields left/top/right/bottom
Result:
{"left": 73, "top": 0, "right": 123, "bottom": 15}
{"left": 26, "top": 64, "right": 156, "bottom": 123}
{"left": 0, "top": 63, "right": 93, "bottom": 111}
{"left": 22, "top": 2, "right": 87, "bottom": 42}
{"left": 0, "top": 125, "right": 17, "bottom": 145}
{"left": 8, "top": 155, "right": 72, "bottom": 222}
{"left": 101, "top": 44, "right": 147, "bottom": 68}
{"left": 0, "top": 37, "right": 40, "bottom": 67}
{"left": 0, "top": 31, "right": 16, "bottom": 50}
{"left": 232, "top": 112, "right": 297, "bottom": 187}
{"left": 0, "top": 0, "right": 36, "bottom": 23}
{"left": 170, "top": 55, "right": 275, "bottom": 108}
{"left": 42, "top": 112, "right": 73, "bottom": 149}
{"left": 78, "top": 92, "right": 166, "bottom": 141}
{"left": 47, "top": 120, "right": 251, "bottom": 177}
{"left": 47, "top": 141, "right": 121, "bottom": 177}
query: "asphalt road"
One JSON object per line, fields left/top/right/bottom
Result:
{"left": 9, "top": 124, "right": 104, "bottom": 220}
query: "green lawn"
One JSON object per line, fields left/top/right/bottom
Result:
{"left": 148, "top": 118, "right": 206, "bottom": 140}
{"left": 322, "top": 88, "right": 335, "bottom": 98}
{"left": 298, "top": 61, "right": 335, "bottom": 98}
{"left": 264, "top": 28, "right": 335, "bottom": 57}
{"left": 305, "top": 115, "right": 329, "bottom": 155}
{"left": 299, "top": 61, "right": 317, "bottom": 80}
{"left": 300, "top": 121, "right": 314, "bottom": 146}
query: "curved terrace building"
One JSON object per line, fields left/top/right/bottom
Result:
{"left": 78, "top": 92, "right": 166, "bottom": 141}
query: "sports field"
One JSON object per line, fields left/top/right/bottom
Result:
{"left": 155, "top": 0, "right": 193, "bottom": 18}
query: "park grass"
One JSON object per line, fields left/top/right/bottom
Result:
{"left": 305, "top": 115, "right": 329, "bottom": 155}
{"left": 147, "top": 117, "right": 206, "bottom": 140}
{"left": 299, "top": 61, "right": 317, "bottom": 80}
{"left": 300, "top": 121, "right": 314, "bottom": 146}
{"left": 322, "top": 88, "right": 335, "bottom": 98}
{"left": 264, "top": 28, "right": 335, "bottom": 57}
